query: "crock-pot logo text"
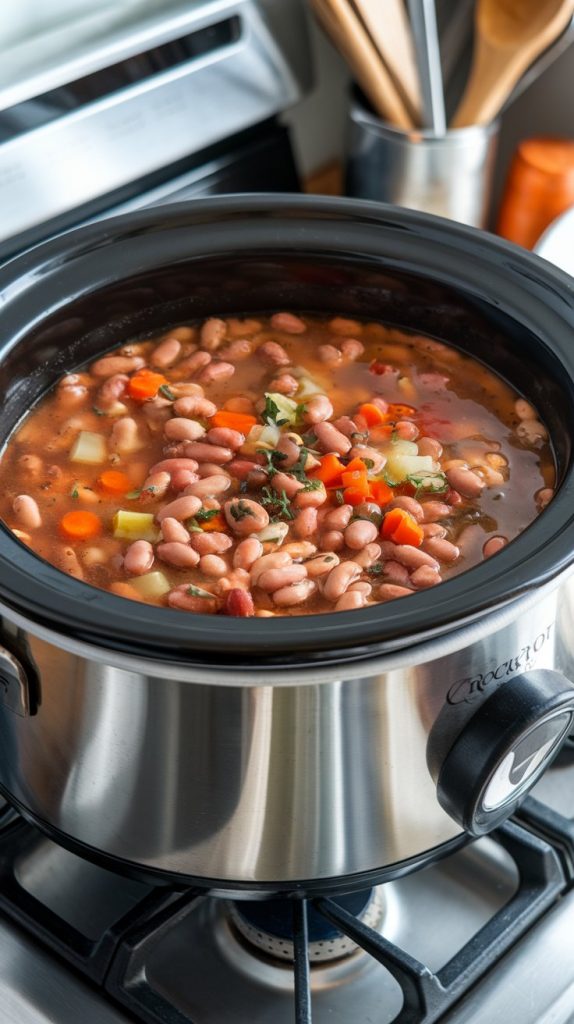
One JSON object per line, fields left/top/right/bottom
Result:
{"left": 447, "top": 625, "right": 553, "bottom": 706}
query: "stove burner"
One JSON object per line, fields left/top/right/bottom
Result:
{"left": 229, "top": 888, "right": 384, "bottom": 962}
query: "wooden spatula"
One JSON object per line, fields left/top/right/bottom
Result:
{"left": 452, "top": 0, "right": 574, "bottom": 127}
{"left": 353, "top": 0, "right": 422, "bottom": 124}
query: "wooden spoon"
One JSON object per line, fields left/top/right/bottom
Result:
{"left": 309, "top": 0, "right": 414, "bottom": 129}
{"left": 352, "top": 0, "right": 422, "bottom": 124}
{"left": 452, "top": 0, "right": 574, "bottom": 127}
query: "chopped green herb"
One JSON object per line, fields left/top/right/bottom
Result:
{"left": 362, "top": 458, "right": 375, "bottom": 470}
{"left": 295, "top": 402, "right": 307, "bottom": 420}
{"left": 92, "top": 406, "right": 106, "bottom": 416}
{"left": 324, "top": 555, "right": 337, "bottom": 563}
{"left": 289, "top": 446, "right": 310, "bottom": 482}
{"left": 351, "top": 430, "right": 369, "bottom": 443}
{"left": 263, "top": 395, "right": 288, "bottom": 426}
{"left": 406, "top": 472, "right": 448, "bottom": 499}
{"left": 260, "top": 486, "right": 295, "bottom": 522}
{"left": 302, "top": 478, "right": 322, "bottom": 492}
{"left": 194, "top": 508, "right": 220, "bottom": 523}
{"left": 230, "top": 500, "right": 256, "bottom": 522}
{"left": 301, "top": 431, "right": 317, "bottom": 448}
{"left": 185, "top": 520, "right": 203, "bottom": 533}
{"left": 187, "top": 585, "right": 215, "bottom": 599}
{"left": 125, "top": 489, "right": 142, "bottom": 500}
{"left": 70, "top": 484, "right": 79, "bottom": 499}
{"left": 366, "top": 562, "right": 385, "bottom": 575}
{"left": 256, "top": 447, "right": 288, "bottom": 477}
{"left": 239, "top": 480, "right": 249, "bottom": 494}
{"left": 335, "top": 489, "right": 345, "bottom": 505}
{"left": 159, "top": 384, "right": 177, "bottom": 401}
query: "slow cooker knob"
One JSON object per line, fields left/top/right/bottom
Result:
{"left": 436, "top": 670, "right": 574, "bottom": 835}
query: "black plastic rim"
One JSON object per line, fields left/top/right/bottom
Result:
{"left": 1, "top": 194, "right": 574, "bottom": 669}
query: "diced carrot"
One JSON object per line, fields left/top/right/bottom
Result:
{"left": 211, "top": 410, "right": 258, "bottom": 432}
{"left": 381, "top": 508, "right": 423, "bottom": 547}
{"left": 344, "top": 486, "right": 370, "bottom": 506}
{"left": 341, "top": 470, "right": 370, "bottom": 498}
{"left": 310, "top": 453, "right": 346, "bottom": 487}
{"left": 98, "top": 470, "right": 132, "bottom": 495}
{"left": 60, "top": 510, "right": 102, "bottom": 540}
{"left": 344, "top": 456, "right": 370, "bottom": 475}
{"left": 127, "top": 369, "right": 168, "bottom": 402}
{"left": 387, "top": 403, "right": 417, "bottom": 419}
{"left": 369, "top": 480, "right": 394, "bottom": 506}
{"left": 358, "top": 402, "right": 386, "bottom": 426}
{"left": 199, "top": 513, "right": 226, "bottom": 532}
{"left": 368, "top": 424, "right": 394, "bottom": 444}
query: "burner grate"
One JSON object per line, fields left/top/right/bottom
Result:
{"left": 104, "top": 821, "right": 565, "bottom": 1024}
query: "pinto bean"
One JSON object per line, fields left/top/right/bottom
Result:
{"left": 383, "top": 560, "right": 411, "bottom": 586}
{"left": 303, "top": 395, "right": 334, "bottom": 425}
{"left": 329, "top": 317, "right": 362, "bottom": 335}
{"left": 224, "top": 498, "right": 269, "bottom": 535}
{"left": 314, "top": 421, "right": 352, "bottom": 456}
{"left": 156, "top": 494, "right": 201, "bottom": 522}
{"left": 199, "top": 361, "right": 235, "bottom": 386}
{"left": 319, "top": 530, "right": 345, "bottom": 552}
{"left": 189, "top": 532, "right": 233, "bottom": 555}
{"left": 323, "top": 504, "right": 353, "bottom": 531}
{"left": 275, "top": 435, "right": 302, "bottom": 467}
{"left": 349, "top": 580, "right": 372, "bottom": 597}
{"left": 177, "top": 351, "right": 212, "bottom": 378}
{"left": 167, "top": 585, "right": 218, "bottom": 613}
{"left": 323, "top": 560, "right": 362, "bottom": 601}
{"left": 384, "top": 544, "right": 440, "bottom": 571}
{"left": 536, "top": 487, "right": 554, "bottom": 509}
{"left": 170, "top": 469, "right": 198, "bottom": 492}
{"left": 410, "top": 566, "right": 441, "bottom": 588}
{"left": 273, "top": 579, "right": 316, "bottom": 606}
{"left": 269, "top": 373, "right": 298, "bottom": 395}
{"left": 516, "top": 419, "right": 548, "bottom": 443}
{"left": 269, "top": 472, "right": 304, "bottom": 500}
{"left": 233, "top": 538, "right": 264, "bottom": 570}
{"left": 219, "top": 339, "right": 252, "bottom": 362}
{"left": 157, "top": 542, "right": 200, "bottom": 568}
{"left": 377, "top": 583, "right": 413, "bottom": 601}
{"left": 305, "top": 553, "right": 340, "bottom": 578}
{"left": 354, "top": 542, "right": 382, "bottom": 568}
{"left": 515, "top": 398, "right": 537, "bottom": 420}
{"left": 90, "top": 355, "right": 145, "bottom": 377}
{"left": 394, "top": 420, "right": 419, "bottom": 441}
{"left": 293, "top": 507, "right": 318, "bottom": 538}
{"left": 293, "top": 483, "right": 327, "bottom": 509}
{"left": 150, "top": 457, "right": 198, "bottom": 475}
{"left": 340, "top": 338, "right": 364, "bottom": 360}
{"left": 124, "top": 540, "right": 154, "bottom": 575}
{"left": 161, "top": 517, "right": 190, "bottom": 543}
{"left": 200, "top": 318, "right": 227, "bottom": 351}
{"left": 420, "top": 501, "right": 452, "bottom": 522}
{"left": 195, "top": 463, "right": 229, "bottom": 479}
{"left": 257, "top": 340, "right": 291, "bottom": 366}
{"left": 150, "top": 337, "right": 181, "bottom": 368}
{"left": 270, "top": 312, "right": 306, "bottom": 334}
{"left": 200, "top": 554, "right": 229, "bottom": 577}
{"left": 445, "top": 467, "right": 485, "bottom": 499}
{"left": 423, "top": 537, "right": 460, "bottom": 562}
{"left": 483, "top": 536, "right": 508, "bottom": 558}
{"left": 139, "top": 471, "right": 171, "bottom": 504}
{"left": 95, "top": 374, "right": 129, "bottom": 412}
{"left": 164, "top": 418, "right": 205, "bottom": 442}
{"left": 173, "top": 395, "right": 217, "bottom": 419}
{"left": 422, "top": 523, "right": 447, "bottom": 539}
{"left": 283, "top": 541, "right": 317, "bottom": 559}
{"left": 13, "top": 495, "right": 41, "bottom": 529}
{"left": 223, "top": 588, "right": 255, "bottom": 616}
{"left": 227, "top": 458, "right": 260, "bottom": 480}
{"left": 334, "top": 590, "right": 365, "bottom": 611}
{"left": 417, "top": 436, "right": 443, "bottom": 459}
{"left": 348, "top": 445, "right": 386, "bottom": 473}
{"left": 332, "top": 416, "right": 358, "bottom": 438}
{"left": 388, "top": 496, "right": 424, "bottom": 521}
{"left": 318, "top": 344, "right": 343, "bottom": 367}
{"left": 184, "top": 442, "right": 233, "bottom": 465}
{"left": 184, "top": 475, "right": 231, "bottom": 499}
{"left": 250, "top": 551, "right": 292, "bottom": 586}
{"left": 206, "top": 427, "right": 244, "bottom": 450}
{"left": 110, "top": 417, "right": 143, "bottom": 453}
{"left": 258, "top": 564, "right": 308, "bottom": 593}
{"left": 344, "top": 519, "right": 378, "bottom": 549}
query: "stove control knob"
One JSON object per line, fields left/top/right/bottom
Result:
{"left": 435, "top": 670, "right": 574, "bottom": 835}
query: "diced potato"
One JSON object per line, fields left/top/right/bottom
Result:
{"left": 70, "top": 431, "right": 107, "bottom": 464}
{"left": 130, "top": 571, "right": 171, "bottom": 599}
{"left": 113, "top": 510, "right": 159, "bottom": 542}
{"left": 257, "top": 423, "right": 281, "bottom": 449}
{"left": 264, "top": 392, "right": 298, "bottom": 426}
{"left": 385, "top": 454, "right": 435, "bottom": 482}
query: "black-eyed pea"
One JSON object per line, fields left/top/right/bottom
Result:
{"left": 410, "top": 566, "right": 441, "bottom": 588}
{"left": 323, "top": 560, "right": 362, "bottom": 601}
{"left": 272, "top": 579, "right": 316, "bottom": 606}
{"left": 157, "top": 542, "right": 200, "bottom": 568}
{"left": 270, "top": 312, "right": 306, "bottom": 334}
{"left": 344, "top": 519, "right": 378, "bottom": 549}
{"left": 319, "top": 530, "right": 345, "bottom": 552}
{"left": 150, "top": 336, "right": 182, "bottom": 367}
{"left": 293, "top": 483, "right": 327, "bottom": 509}
{"left": 483, "top": 536, "right": 508, "bottom": 558}
{"left": 258, "top": 563, "right": 308, "bottom": 593}
{"left": 124, "top": 540, "right": 155, "bottom": 576}
{"left": 354, "top": 542, "right": 382, "bottom": 569}
{"left": 422, "top": 537, "right": 460, "bottom": 562}
{"left": 378, "top": 583, "right": 413, "bottom": 601}
{"left": 233, "top": 538, "right": 264, "bottom": 570}
{"left": 13, "top": 495, "right": 41, "bottom": 529}
{"left": 200, "top": 554, "right": 229, "bottom": 577}
{"left": 200, "top": 318, "right": 227, "bottom": 351}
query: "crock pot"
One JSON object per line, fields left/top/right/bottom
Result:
{"left": 0, "top": 195, "right": 574, "bottom": 896}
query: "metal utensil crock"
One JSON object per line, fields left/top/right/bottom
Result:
{"left": 0, "top": 196, "right": 574, "bottom": 895}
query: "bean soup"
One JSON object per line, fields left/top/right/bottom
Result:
{"left": 0, "top": 313, "right": 555, "bottom": 617}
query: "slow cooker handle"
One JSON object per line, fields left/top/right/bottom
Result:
{"left": 430, "top": 670, "right": 574, "bottom": 836}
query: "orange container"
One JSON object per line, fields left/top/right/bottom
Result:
{"left": 497, "top": 137, "right": 574, "bottom": 249}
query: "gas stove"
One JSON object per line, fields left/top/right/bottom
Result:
{"left": 2, "top": 747, "right": 574, "bottom": 1024}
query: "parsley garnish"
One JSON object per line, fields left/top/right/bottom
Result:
{"left": 187, "top": 585, "right": 215, "bottom": 598}
{"left": 302, "top": 478, "right": 322, "bottom": 492}
{"left": 295, "top": 402, "right": 307, "bottom": 420}
{"left": 230, "top": 500, "right": 256, "bottom": 522}
{"left": 335, "top": 489, "right": 345, "bottom": 505}
{"left": 289, "top": 447, "right": 310, "bottom": 482}
{"left": 366, "top": 562, "right": 385, "bottom": 575}
{"left": 195, "top": 508, "right": 220, "bottom": 523}
{"left": 70, "top": 484, "right": 79, "bottom": 499}
{"left": 406, "top": 472, "right": 448, "bottom": 499}
{"left": 263, "top": 395, "right": 288, "bottom": 426}
{"left": 362, "top": 458, "right": 375, "bottom": 470}
{"left": 159, "top": 384, "right": 176, "bottom": 401}
{"left": 92, "top": 406, "right": 106, "bottom": 416}
{"left": 256, "top": 448, "right": 288, "bottom": 477}
{"left": 125, "top": 489, "right": 141, "bottom": 499}
{"left": 260, "top": 486, "right": 295, "bottom": 522}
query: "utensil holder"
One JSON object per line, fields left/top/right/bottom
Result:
{"left": 345, "top": 92, "right": 500, "bottom": 228}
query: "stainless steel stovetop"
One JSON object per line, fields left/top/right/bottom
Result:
{"left": 2, "top": 749, "right": 574, "bottom": 1024}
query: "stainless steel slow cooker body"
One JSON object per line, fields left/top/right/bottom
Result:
{"left": 0, "top": 196, "right": 574, "bottom": 895}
